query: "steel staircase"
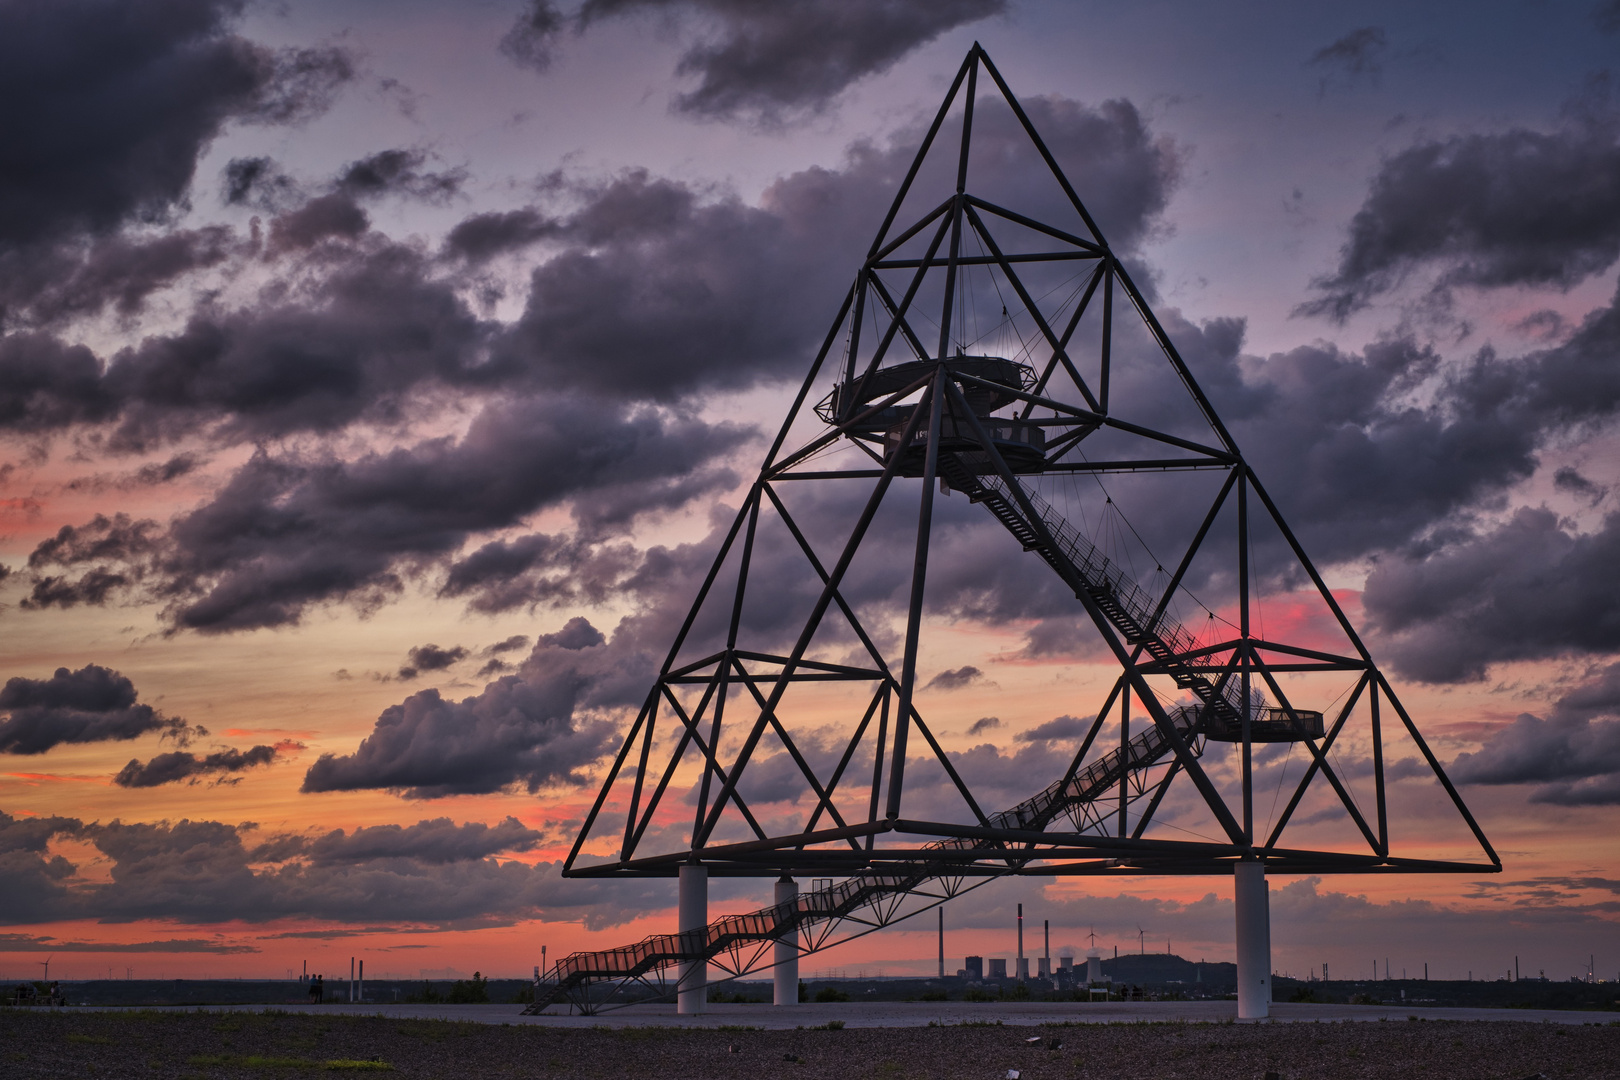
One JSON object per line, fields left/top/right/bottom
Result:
{"left": 936, "top": 454, "right": 1249, "bottom": 731}
{"left": 526, "top": 457, "right": 1236, "bottom": 1014}
{"left": 524, "top": 706, "right": 1206, "bottom": 1014}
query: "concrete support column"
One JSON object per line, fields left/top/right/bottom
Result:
{"left": 773, "top": 877, "right": 799, "bottom": 1006}
{"left": 1235, "top": 861, "right": 1271, "bottom": 1019}
{"left": 678, "top": 864, "right": 708, "bottom": 1015}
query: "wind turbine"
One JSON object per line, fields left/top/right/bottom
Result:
{"left": 1137, "top": 927, "right": 1147, "bottom": 955}
{"left": 39, "top": 956, "right": 53, "bottom": 983}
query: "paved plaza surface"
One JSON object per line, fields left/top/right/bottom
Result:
{"left": 110, "top": 999, "right": 1619, "bottom": 1027}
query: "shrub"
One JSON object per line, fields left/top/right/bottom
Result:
{"left": 446, "top": 972, "right": 489, "bottom": 1004}
{"left": 403, "top": 982, "right": 441, "bottom": 1004}
{"left": 814, "top": 986, "right": 850, "bottom": 1003}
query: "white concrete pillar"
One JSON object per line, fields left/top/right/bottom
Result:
{"left": 773, "top": 877, "right": 799, "bottom": 1006}
{"left": 1235, "top": 861, "right": 1271, "bottom": 1019}
{"left": 678, "top": 864, "right": 708, "bottom": 1015}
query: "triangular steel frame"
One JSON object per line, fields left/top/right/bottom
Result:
{"left": 562, "top": 44, "right": 1499, "bottom": 885}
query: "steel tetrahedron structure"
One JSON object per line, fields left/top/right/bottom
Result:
{"left": 535, "top": 44, "right": 1499, "bottom": 1014}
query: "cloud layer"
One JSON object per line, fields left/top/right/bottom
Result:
{"left": 0, "top": 810, "right": 663, "bottom": 931}
{"left": 0, "top": 665, "right": 193, "bottom": 755}
{"left": 507, "top": 0, "right": 1006, "bottom": 124}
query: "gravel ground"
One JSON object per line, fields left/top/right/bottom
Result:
{"left": 1, "top": 1008, "right": 1615, "bottom": 1079}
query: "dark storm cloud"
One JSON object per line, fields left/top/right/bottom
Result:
{"left": 0, "top": 810, "right": 83, "bottom": 854}
{"left": 500, "top": 0, "right": 567, "bottom": 72}
{"left": 0, "top": 332, "right": 116, "bottom": 431}
{"left": 19, "top": 391, "right": 748, "bottom": 632}
{"left": 0, "top": 665, "right": 194, "bottom": 755}
{"left": 1552, "top": 661, "right": 1620, "bottom": 721}
{"left": 266, "top": 193, "right": 369, "bottom": 251}
{"left": 1016, "top": 714, "right": 1091, "bottom": 743}
{"left": 925, "top": 665, "right": 982, "bottom": 691}
{"left": 1217, "top": 333, "right": 1534, "bottom": 568}
{"left": 575, "top": 0, "right": 1007, "bottom": 125}
{"left": 22, "top": 569, "right": 134, "bottom": 610}
{"left": 55, "top": 456, "right": 205, "bottom": 496}
{"left": 21, "top": 513, "right": 160, "bottom": 612}
{"left": 1362, "top": 508, "right": 1620, "bottom": 683}
{"left": 1, "top": 90, "right": 1174, "bottom": 453}
{"left": 0, "top": 0, "right": 350, "bottom": 247}
{"left": 442, "top": 208, "right": 558, "bottom": 263}
{"left": 135, "top": 453, "right": 207, "bottom": 486}
{"left": 1300, "top": 108, "right": 1620, "bottom": 320}
{"left": 0, "top": 811, "right": 83, "bottom": 924}
{"left": 57, "top": 816, "right": 661, "bottom": 930}
{"left": 497, "top": 95, "right": 1177, "bottom": 401}
{"left": 1450, "top": 712, "right": 1620, "bottom": 806}
{"left": 114, "top": 244, "right": 489, "bottom": 447}
{"left": 1, "top": 227, "right": 236, "bottom": 327}
{"left": 29, "top": 513, "right": 163, "bottom": 568}
{"left": 243, "top": 44, "right": 354, "bottom": 127}
{"left": 301, "top": 619, "right": 630, "bottom": 798}
{"left": 0, "top": 237, "right": 495, "bottom": 445}
{"left": 292, "top": 817, "right": 543, "bottom": 865}
{"left": 493, "top": 170, "right": 831, "bottom": 400}
{"left": 113, "top": 744, "right": 282, "bottom": 788}
{"left": 1554, "top": 465, "right": 1607, "bottom": 504}
{"left": 143, "top": 396, "right": 745, "bottom": 633}
{"left": 502, "top": 0, "right": 1004, "bottom": 123}
{"left": 439, "top": 526, "right": 641, "bottom": 614}
{"left": 335, "top": 149, "right": 466, "bottom": 205}
{"left": 223, "top": 156, "right": 301, "bottom": 211}
{"left": 541, "top": 616, "right": 609, "bottom": 650}
{"left": 398, "top": 643, "right": 469, "bottom": 680}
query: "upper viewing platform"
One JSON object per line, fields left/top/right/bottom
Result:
{"left": 817, "top": 355, "right": 1049, "bottom": 476}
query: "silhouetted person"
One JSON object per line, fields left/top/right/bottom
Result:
{"left": 308, "top": 976, "right": 320, "bottom": 1003}
{"left": 315, "top": 975, "right": 324, "bottom": 1003}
